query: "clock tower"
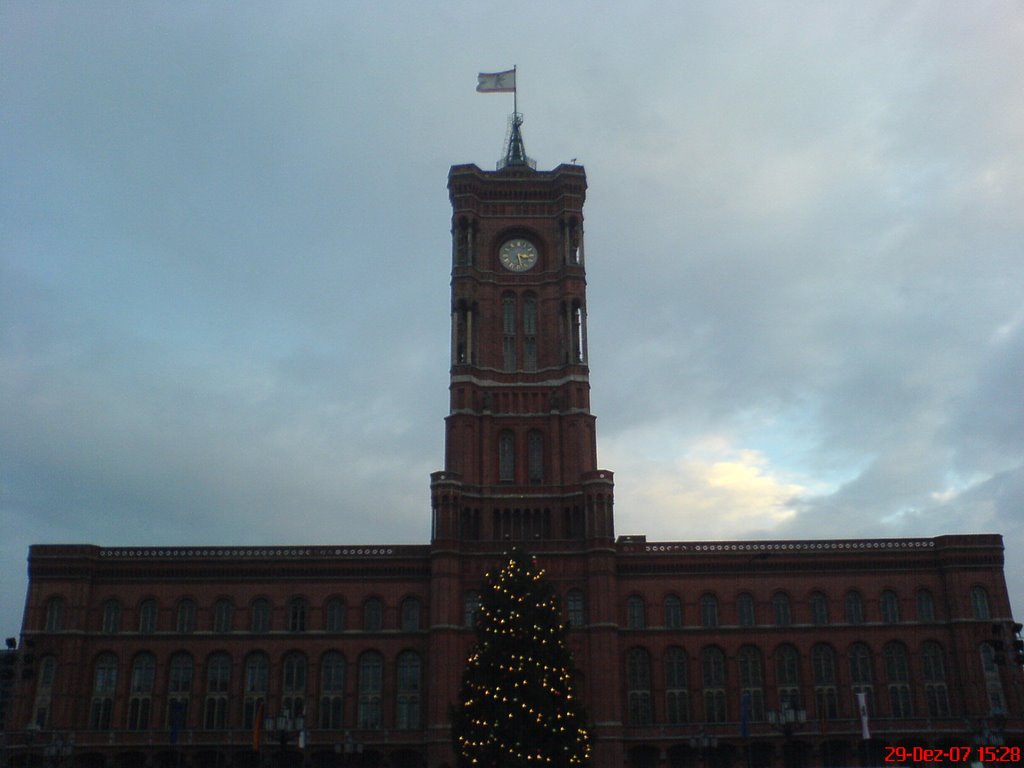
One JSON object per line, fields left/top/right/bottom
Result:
{"left": 430, "top": 118, "right": 614, "bottom": 548}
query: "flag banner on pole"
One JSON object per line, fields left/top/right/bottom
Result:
{"left": 739, "top": 691, "right": 751, "bottom": 738}
{"left": 252, "top": 700, "right": 264, "bottom": 751}
{"left": 856, "top": 692, "right": 871, "bottom": 739}
{"left": 477, "top": 70, "right": 516, "bottom": 92}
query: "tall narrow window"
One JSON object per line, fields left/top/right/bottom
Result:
{"left": 204, "top": 653, "right": 231, "bottom": 729}
{"left": 737, "top": 646, "right": 764, "bottom": 722}
{"left": 213, "top": 599, "right": 234, "bottom": 633}
{"left": 288, "top": 597, "right": 307, "bottom": 632}
{"left": 700, "top": 594, "right": 718, "bottom": 628}
{"left": 523, "top": 294, "right": 537, "bottom": 370}
{"left": 971, "top": 586, "right": 991, "bottom": 620}
{"left": 138, "top": 599, "right": 158, "bottom": 634}
{"left": 980, "top": 643, "right": 1006, "bottom": 712}
{"left": 665, "top": 647, "right": 689, "bottom": 723}
{"left": 282, "top": 652, "right": 307, "bottom": 717}
{"left": 775, "top": 644, "right": 801, "bottom": 708}
{"left": 845, "top": 591, "right": 864, "bottom": 625}
{"left": 527, "top": 430, "right": 544, "bottom": 484}
{"left": 626, "top": 596, "right": 646, "bottom": 630}
{"left": 44, "top": 597, "right": 64, "bottom": 632}
{"left": 128, "top": 653, "right": 155, "bottom": 730}
{"left": 32, "top": 657, "right": 57, "bottom": 729}
{"left": 502, "top": 294, "right": 516, "bottom": 371}
{"left": 251, "top": 598, "right": 271, "bottom": 633}
{"left": 849, "top": 643, "right": 875, "bottom": 714}
{"left": 363, "top": 598, "right": 383, "bottom": 631}
{"left": 167, "top": 652, "right": 194, "bottom": 728}
{"left": 701, "top": 646, "right": 727, "bottom": 723}
{"left": 809, "top": 592, "right": 829, "bottom": 626}
{"left": 464, "top": 591, "right": 481, "bottom": 627}
{"left": 812, "top": 644, "right": 838, "bottom": 720}
{"left": 916, "top": 589, "right": 935, "bottom": 622}
{"left": 499, "top": 431, "right": 515, "bottom": 483}
{"left": 664, "top": 595, "right": 682, "bottom": 629}
{"left": 325, "top": 599, "right": 346, "bottom": 632}
{"left": 396, "top": 651, "right": 422, "bottom": 729}
{"left": 922, "top": 642, "right": 950, "bottom": 717}
{"left": 358, "top": 651, "right": 383, "bottom": 728}
{"left": 401, "top": 597, "right": 421, "bottom": 632}
{"left": 737, "top": 593, "right": 755, "bottom": 627}
{"left": 176, "top": 599, "right": 196, "bottom": 634}
{"left": 567, "top": 590, "right": 585, "bottom": 628}
{"left": 102, "top": 599, "right": 122, "bottom": 634}
{"left": 320, "top": 652, "right": 346, "bottom": 729}
{"left": 880, "top": 590, "right": 900, "bottom": 624}
{"left": 90, "top": 653, "right": 118, "bottom": 730}
{"left": 571, "top": 303, "right": 586, "bottom": 363}
{"left": 243, "top": 653, "right": 268, "bottom": 729}
{"left": 772, "top": 592, "right": 792, "bottom": 627}
{"left": 884, "top": 642, "right": 913, "bottom": 717}
{"left": 626, "top": 648, "right": 652, "bottom": 724}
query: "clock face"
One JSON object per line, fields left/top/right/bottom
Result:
{"left": 499, "top": 238, "right": 539, "bottom": 272}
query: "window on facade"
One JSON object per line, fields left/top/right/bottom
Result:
{"left": 701, "top": 646, "right": 727, "bottom": 723}
{"left": 737, "top": 646, "right": 764, "bottom": 722}
{"left": 213, "top": 599, "right": 233, "bottom": 633}
{"left": 567, "top": 590, "right": 585, "bottom": 628}
{"left": 204, "top": 653, "right": 231, "bottom": 729}
{"left": 167, "top": 652, "right": 194, "bottom": 728}
{"left": 358, "top": 651, "right": 384, "bottom": 728}
{"left": 626, "top": 596, "right": 646, "bottom": 630}
{"left": 980, "top": 643, "right": 1007, "bottom": 712}
{"left": 282, "top": 652, "right": 307, "bottom": 717}
{"left": 176, "top": 599, "right": 196, "bottom": 634}
{"left": 626, "top": 648, "right": 652, "bottom": 724}
{"left": 665, "top": 647, "right": 689, "bottom": 724}
{"left": 102, "top": 599, "right": 121, "bottom": 634}
{"left": 128, "top": 653, "right": 155, "bottom": 730}
{"left": 884, "top": 642, "right": 913, "bottom": 718}
{"left": 880, "top": 590, "right": 900, "bottom": 624}
{"left": 363, "top": 598, "right": 383, "bottom": 631}
{"left": 849, "top": 643, "right": 875, "bottom": 715}
{"left": 502, "top": 294, "right": 516, "bottom": 371}
{"left": 772, "top": 592, "right": 792, "bottom": 627}
{"left": 664, "top": 595, "right": 682, "bottom": 629}
{"left": 523, "top": 294, "right": 538, "bottom": 371}
{"left": 464, "top": 591, "right": 480, "bottom": 628}
{"left": 700, "top": 594, "right": 718, "bottom": 628}
{"left": 845, "top": 591, "right": 864, "bottom": 625}
{"left": 320, "top": 652, "right": 346, "bottom": 729}
{"left": 32, "top": 657, "right": 57, "bottom": 729}
{"left": 138, "top": 599, "right": 158, "bottom": 634}
{"left": 809, "top": 592, "right": 829, "bottom": 626}
{"left": 812, "top": 644, "right": 838, "bottom": 720}
{"left": 400, "top": 597, "right": 421, "bottom": 632}
{"left": 325, "top": 599, "right": 346, "bottom": 632}
{"left": 288, "top": 597, "right": 307, "bottom": 633}
{"left": 243, "top": 653, "right": 268, "bottom": 729}
{"left": 251, "top": 598, "right": 271, "bottom": 633}
{"left": 90, "top": 653, "right": 118, "bottom": 730}
{"left": 44, "top": 597, "right": 64, "bottom": 632}
{"left": 916, "top": 589, "right": 935, "bottom": 623}
{"left": 396, "top": 651, "right": 422, "bottom": 729}
{"left": 499, "top": 431, "right": 515, "bottom": 483}
{"left": 737, "top": 593, "right": 755, "bottom": 627}
{"left": 527, "top": 430, "right": 544, "bottom": 484}
{"left": 775, "top": 644, "right": 801, "bottom": 708}
{"left": 971, "top": 586, "right": 991, "bottom": 620}
{"left": 921, "top": 642, "right": 950, "bottom": 717}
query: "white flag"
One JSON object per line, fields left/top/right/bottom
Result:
{"left": 856, "top": 692, "right": 871, "bottom": 739}
{"left": 477, "top": 69, "right": 516, "bottom": 93}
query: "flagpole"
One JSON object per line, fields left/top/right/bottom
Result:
{"left": 513, "top": 64, "right": 518, "bottom": 116}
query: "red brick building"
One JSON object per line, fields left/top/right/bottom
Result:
{"left": 5, "top": 126, "right": 1022, "bottom": 768}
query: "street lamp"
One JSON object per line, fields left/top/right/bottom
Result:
{"left": 334, "top": 732, "right": 363, "bottom": 768}
{"left": 263, "top": 711, "right": 307, "bottom": 768}
{"left": 766, "top": 705, "right": 807, "bottom": 768}
{"left": 689, "top": 727, "right": 717, "bottom": 768}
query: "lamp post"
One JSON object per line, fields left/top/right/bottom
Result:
{"left": 263, "top": 711, "right": 306, "bottom": 768}
{"left": 334, "top": 732, "right": 363, "bottom": 768}
{"left": 689, "top": 727, "right": 717, "bottom": 768}
{"left": 766, "top": 705, "right": 807, "bottom": 768}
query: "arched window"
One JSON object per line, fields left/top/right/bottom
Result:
{"left": 772, "top": 592, "right": 791, "bottom": 627}
{"left": 204, "top": 653, "right": 231, "bottom": 729}
{"left": 502, "top": 294, "right": 516, "bottom": 371}
{"left": 809, "top": 592, "right": 829, "bottom": 626}
{"left": 700, "top": 594, "right": 718, "bottom": 628}
{"left": 400, "top": 597, "right": 421, "bottom": 632}
{"left": 138, "top": 599, "right": 158, "bottom": 634}
{"left": 213, "top": 598, "right": 233, "bottom": 633}
{"left": 358, "top": 651, "right": 383, "bottom": 728}
{"left": 527, "top": 430, "right": 544, "bottom": 484}
{"left": 90, "top": 653, "right": 118, "bottom": 730}
{"left": 916, "top": 589, "right": 935, "bottom": 623}
{"left": 282, "top": 652, "right": 307, "bottom": 717}
{"left": 396, "top": 651, "right": 422, "bottom": 729}
{"left": 812, "top": 644, "right": 838, "bottom": 719}
{"left": 664, "top": 595, "right": 682, "bottom": 629}
{"left": 250, "top": 598, "right": 271, "bottom": 633}
{"left": 664, "top": 647, "right": 689, "bottom": 723}
{"left": 464, "top": 591, "right": 480, "bottom": 627}
{"left": 167, "top": 652, "right": 194, "bottom": 728}
{"left": 737, "top": 646, "right": 764, "bottom": 722}
{"left": 701, "top": 646, "right": 727, "bottom": 723}
{"left": 626, "top": 596, "right": 646, "bottom": 630}
{"left": 523, "top": 294, "right": 538, "bottom": 370}
{"left": 845, "top": 590, "right": 864, "bottom": 625}
{"left": 128, "top": 653, "right": 155, "bottom": 730}
{"left": 243, "top": 653, "right": 268, "bottom": 728}
{"left": 499, "top": 430, "right": 515, "bottom": 482}
{"left": 970, "top": 586, "right": 991, "bottom": 620}
{"left": 288, "top": 597, "right": 307, "bottom": 633}
{"left": 320, "top": 652, "right": 346, "bottom": 729}
{"left": 980, "top": 643, "right": 1006, "bottom": 711}
{"left": 921, "top": 642, "right": 950, "bottom": 717}
{"left": 880, "top": 590, "right": 900, "bottom": 624}
{"left": 849, "top": 643, "right": 875, "bottom": 714}
{"left": 32, "top": 656, "right": 57, "bottom": 729}
{"left": 363, "top": 598, "right": 383, "bottom": 631}
{"left": 176, "top": 599, "right": 196, "bottom": 634}
{"left": 325, "top": 598, "right": 346, "bottom": 632}
{"left": 626, "top": 648, "right": 652, "bottom": 724}
{"left": 566, "top": 590, "right": 585, "bottom": 628}
{"left": 737, "top": 593, "right": 755, "bottom": 627}
{"left": 44, "top": 597, "right": 64, "bottom": 632}
{"left": 775, "top": 644, "right": 801, "bottom": 708}
{"left": 102, "top": 599, "right": 121, "bottom": 633}
{"left": 884, "top": 642, "right": 912, "bottom": 717}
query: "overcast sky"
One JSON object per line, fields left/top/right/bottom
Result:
{"left": 3, "top": 1, "right": 1023, "bottom": 635}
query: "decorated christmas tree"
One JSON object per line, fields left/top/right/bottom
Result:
{"left": 452, "top": 550, "right": 592, "bottom": 768}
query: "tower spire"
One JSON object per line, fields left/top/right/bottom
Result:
{"left": 498, "top": 112, "right": 535, "bottom": 170}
